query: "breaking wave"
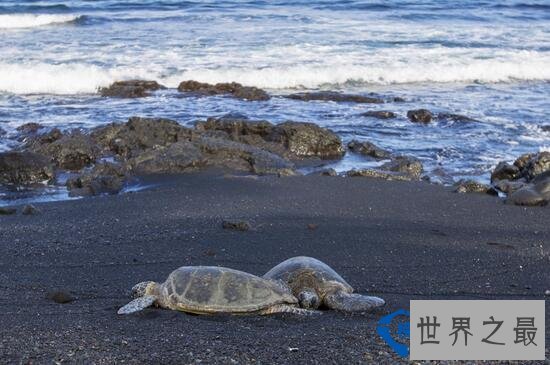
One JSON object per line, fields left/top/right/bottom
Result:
{"left": 0, "top": 14, "right": 82, "bottom": 29}
{"left": 0, "top": 56, "right": 549, "bottom": 95}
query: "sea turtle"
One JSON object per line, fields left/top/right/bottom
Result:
{"left": 118, "top": 266, "right": 317, "bottom": 316}
{"left": 263, "top": 256, "right": 385, "bottom": 312}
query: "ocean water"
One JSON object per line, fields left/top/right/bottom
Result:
{"left": 0, "top": 0, "right": 549, "bottom": 191}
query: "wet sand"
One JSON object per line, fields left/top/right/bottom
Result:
{"left": 0, "top": 172, "right": 548, "bottom": 364}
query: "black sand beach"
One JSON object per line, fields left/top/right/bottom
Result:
{"left": 0, "top": 172, "right": 548, "bottom": 364}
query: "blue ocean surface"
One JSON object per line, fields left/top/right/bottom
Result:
{"left": 0, "top": 0, "right": 549, "bottom": 201}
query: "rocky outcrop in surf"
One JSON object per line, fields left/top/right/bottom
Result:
{"left": 285, "top": 91, "right": 383, "bottom": 104}
{"left": 99, "top": 80, "right": 166, "bottom": 98}
{"left": 2, "top": 116, "right": 346, "bottom": 194}
{"left": 178, "top": 81, "right": 270, "bottom": 101}
{"left": 491, "top": 152, "right": 550, "bottom": 206}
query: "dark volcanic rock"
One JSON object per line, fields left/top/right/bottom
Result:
{"left": 346, "top": 155, "right": 423, "bottom": 181}
{"left": 274, "top": 121, "right": 344, "bottom": 160}
{"left": 195, "top": 136, "right": 296, "bottom": 176}
{"left": 542, "top": 125, "right": 550, "bottom": 132}
{"left": 437, "top": 113, "right": 477, "bottom": 123}
{"left": 521, "top": 152, "right": 550, "bottom": 181}
{"left": 407, "top": 109, "right": 433, "bottom": 124}
{"left": 347, "top": 140, "right": 391, "bottom": 159}
{"left": 492, "top": 179, "right": 527, "bottom": 194}
{"left": 454, "top": 180, "right": 498, "bottom": 195}
{"left": 507, "top": 182, "right": 549, "bottom": 207}
{"left": 222, "top": 220, "right": 251, "bottom": 231}
{"left": 315, "top": 168, "right": 338, "bottom": 176}
{"left": 196, "top": 116, "right": 344, "bottom": 160}
{"left": 361, "top": 111, "right": 396, "bottom": 119}
{"left": 380, "top": 155, "right": 423, "bottom": 180}
{"left": 130, "top": 141, "right": 205, "bottom": 174}
{"left": 28, "top": 131, "right": 100, "bottom": 171}
{"left": 22, "top": 204, "right": 41, "bottom": 215}
{"left": 0, "top": 207, "right": 17, "bottom": 215}
{"left": 286, "top": 92, "right": 383, "bottom": 104}
{"left": 99, "top": 80, "right": 165, "bottom": 98}
{"left": 492, "top": 152, "right": 550, "bottom": 184}
{"left": 16, "top": 123, "right": 44, "bottom": 134}
{"left": 346, "top": 169, "right": 413, "bottom": 181}
{"left": 177, "top": 81, "right": 270, "bottom": 101}
{"left": 92, "top": 117, "right": 193, "bottom": 158}
{"left": 491, "top": 162, "right": 520, "bottom": 183}
{"left": 66, "top": 163, "right": 127, "bottom": 197}
{"left": 0, "top": 152, "right": 54, "bottom": 185}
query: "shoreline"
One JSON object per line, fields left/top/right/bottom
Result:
{"left": 0, "top": 172, "right": 548, "bottom": 363}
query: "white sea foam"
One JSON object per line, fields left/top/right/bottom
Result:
{"left": 0, "top": 14, "right": 80, "bottom": 29}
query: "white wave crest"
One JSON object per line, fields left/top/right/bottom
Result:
{"left": 0, "top": 14, "right": 80, "bottom": 29}
{"left": 0, "top": 63, "right": 143, "bottom": 94}
{"left": 0, "top": 55, "right": 549, "bottom": 95}
{"left": 168, "top": 57, "right": 550, "bottom": 89}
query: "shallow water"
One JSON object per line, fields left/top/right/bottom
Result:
{"left": 1, "top": 0, "right": 549, "bottom": 202}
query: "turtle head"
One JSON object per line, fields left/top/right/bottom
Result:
{"left": 298, "top": 289, "right": 321, "bottom": 310}
{"left": 131, "top": 281, "right": 158, "bottom": 298}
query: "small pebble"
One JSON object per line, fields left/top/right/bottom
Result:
{"left": 0, "top": 207, "right": 16, "bottom": 215}
{"left": 46, "top": 291, "right": 74, "bottom": 304}
{"left": 545, "top": 290, "right": 550, "bottom": 296}
{"left": 307, "top": 224, "right": 318, "bottom": 230}
{"left": 222, "top": 220, "right": 251, "bottom": 231}
{"left": 22, "top": 204, "right": 41, "bottom": 215}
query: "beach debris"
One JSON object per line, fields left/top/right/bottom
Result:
{"left": 222, "top": 220, "right": 252, "bottom": 232}
{"left": 178, "top": 80, "right": 270, "bottom": 101}
{"left": 545, "top": 290, "right": 550, "bottom": 296}
{"left": 118, "top": 266, "right": 319, "bottom": 316}
{"left": 99, "top": 80, "right": 166, "bottom": 98}
{"left": 264, "top": 256, "right": 385, "bottom": 312}
{"left": 307, "top": 223, "right": 318, "bottom": 230}
{"left": 288, "top": 347, "right": 299, "bottom": 352}
{"left": 0, "top": 207, "right": 17, "bottom": 215}
{"left": 407, "top": 109, "right": 433, "bottom": 124}
{"left": 285, "top": 91, "right": 383, "bottom": 104}
{"left": 347, "top": 140, "right": 391, "bottom": 159}
{"left": 454, "top": 180, "right": 498, "bottom": 195}
{"left": 22, "top": 204, "right": 41, "bottom": 215}
{"left": 46, "top": 290, "right": 74, "bottom": 304}
{"left": 361, "top": 111, "right": 396, "bottom": 119}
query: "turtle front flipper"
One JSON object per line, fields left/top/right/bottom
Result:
{"left": 324, "top": 292, "right": 385, "bottom": 312}
{"left": 118, "top": 295, "right": 157, "bottom": 315}
{"left": 260, "top": 304, "right": 322, "bottom": 316}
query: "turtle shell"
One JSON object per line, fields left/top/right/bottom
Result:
{"left": 263, "top": 256, "right": 353, "bottom": 294}
{"left": 160, "top": 266, "right": 297, "bottom": 314}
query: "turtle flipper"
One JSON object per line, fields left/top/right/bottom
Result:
{"left": 117, "top": 295, "right": 156, "bottom": 315}
{"left": 260, "top": 304, "right": 322, "bottom": 316}
{"left": 324, "top": 292, "right": 385, "bottom": 312}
